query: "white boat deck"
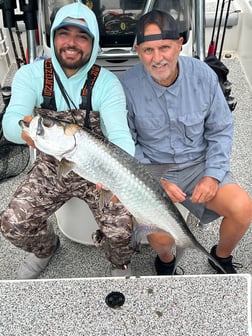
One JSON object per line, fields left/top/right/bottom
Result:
{"left": 0, "top": 1, "right": 252, "bottom": 335}
{"left": 1, "top": 55, "right": 252, "bottom": 278}
{"left": 0, "top": 53, "right": 252, "bottom": 336}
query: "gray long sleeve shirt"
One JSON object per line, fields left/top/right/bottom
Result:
{"left": 120, "top": 56, "right": 233, "bottom": 182}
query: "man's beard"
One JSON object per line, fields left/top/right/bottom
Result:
{"left": 55, "top": 47, "right": 90, "bottom": 70}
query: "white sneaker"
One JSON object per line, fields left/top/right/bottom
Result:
{"left": 16, "top": 236, "right": 60, "bottom": 279}
{"left": 109, "top": 263, "right": 132, "bottom": 277}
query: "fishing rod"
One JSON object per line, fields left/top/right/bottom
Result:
{"left": 207, "top": 0, "right": 220, "bottom": 56}
{"left": 0, "top": 0, "right": 24, "bottom": 68}
{"left": 218, "top": 0, "right": 232, "bottom": 60}
{"left": 8, "top": 26, "right": 24, "bottom": 68}
{"left": 0, "top": 0, "right": 38, "bottom": 66}
{"left": 214, "top": 0, "right": 226, "bottom": 56}
{"left": 0, "top": 28, "right": 11, "bottom": 67}
{"left": 15, "top": 21, "right": 26, "bottom": 64}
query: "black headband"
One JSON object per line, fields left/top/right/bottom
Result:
{"left": 137, "top": 30, "right": 180, "bottom": 45}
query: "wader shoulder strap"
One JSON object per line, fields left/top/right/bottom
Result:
{"left": 41, "top": 59, "right": 101, "bottom": 128}
{"left": 80, "top": 64, "right": 101, "bottom": 129}
{"left": 41, "top": 58, "right": 57, "bottom": 111}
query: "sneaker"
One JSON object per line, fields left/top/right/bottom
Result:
{"left": 109, "top": 263, "right": 132, "bottom": 277}
{"left": 16, "top": 236, "right": 60, "bottom": 279}
{"left": 208, "top": 245, "right": 242, "bottom": 274}
{"left": 155, "top": 255, "right": 178, "bottom": 276}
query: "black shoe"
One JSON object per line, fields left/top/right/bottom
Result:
{"left": 208, "top": 245, "right": 242, "bottom": 274}
{"left": 155, "top": 255, "right": 178, "bottom": 276}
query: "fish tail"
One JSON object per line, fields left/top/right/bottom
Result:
{"left": 194, "top": 241, "right": 227, "bottom": 274}
{"left": 174, "top": 246, "right": 185, "bottom": 274}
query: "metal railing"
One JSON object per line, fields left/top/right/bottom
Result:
{"left": 0, "top": 28, "right": 10, "bottom": 66}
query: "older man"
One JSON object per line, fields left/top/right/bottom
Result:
{"left": 120, "top": 10, "right": 252, "bottom": 275}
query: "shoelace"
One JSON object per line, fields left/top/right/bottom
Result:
{"left": 174, "top": 265, "right": 185, "bottom": 275}
{"left": 232, "top": 262, "right": 243, "bottom": 270}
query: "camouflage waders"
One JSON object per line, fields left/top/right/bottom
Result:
{"left": 0, "top": 108, "right": 136, "bottom": 267}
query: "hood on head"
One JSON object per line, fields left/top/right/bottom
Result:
{"left": 50, "top": 2, "right": 99, "bottom": 78}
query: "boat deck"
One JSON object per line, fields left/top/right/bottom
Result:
{"left": 1, "top": 56, "right": 252, "bottom": 279}
{"left": 0, "top": 57, "right": 252, "bottom": 335}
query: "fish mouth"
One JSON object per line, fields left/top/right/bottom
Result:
{"left": 19, "top": 117, "right": 45, "bottom": 136}
{"left": 36, "top": 116, "right": 44, "bottom": 136}
{"left": 18, "top": 120, "right": 30, "bottom": 128}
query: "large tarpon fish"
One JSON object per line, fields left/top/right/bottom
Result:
{"left": 19, "top": 115, "right": 226, "bottom": 273}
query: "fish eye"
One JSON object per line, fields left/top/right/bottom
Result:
{"left": 42, "top": 118, "right": 54, "bottom": 128}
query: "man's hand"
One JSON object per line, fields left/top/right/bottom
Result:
{"left": 160, "top": 179, "right": 186, "bottom": 203}
{"left": 190, "top": 176, "right": 219, "bottom": 203}
{"left": 21, "top": 116, "right": 35, "bottom": 148}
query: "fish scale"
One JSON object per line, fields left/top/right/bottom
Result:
{"left": 19, "top": 115, "right": 227, "bottom": 274}
{"left": 72, "top": 130, "right": 193, "bottom": 246}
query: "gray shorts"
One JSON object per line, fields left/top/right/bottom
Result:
{"left": 160, "top": 160, "right": 237, "bottom": 224}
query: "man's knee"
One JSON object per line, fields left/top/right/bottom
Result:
{"left": 227, "top": 186, "right": 252, "bottom": 223}
{"left": 238, "top": 196, "right": 252, "bottom": 225}
{"left": 226, "top": 194, "right": 252, "bottom": 228}
{"left": 1, "top": 206, "right": 35, "bottom": 240}
{"left": 1, "top": 208, "right": 18, "bottom": 236}
{"left": 209, "top": 184, "right": 252, "bottom": 225}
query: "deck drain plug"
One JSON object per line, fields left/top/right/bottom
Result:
{"left": 105, "top": 291, "right": 125, "bottom": 308}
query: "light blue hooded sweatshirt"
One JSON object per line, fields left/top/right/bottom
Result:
{"left": 3, "top": 2, "right": 135, "bottom": 156}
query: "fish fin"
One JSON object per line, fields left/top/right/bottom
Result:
{"left": 131, "top": 222, "right": 166, "bottom": 250}
{"left": 193, "top": 241, "right": 227, "bottom": 274}
{"left": 207, "top": 252, "right": 228, "bottom": 274}
{"left": 64, "top": 123, "right": 79, "bottom": 136}
{"left": 57, "top": 158, "right": 76, "bottom": 178}
{"left": 99, "top": 189, "right": 114, "bottom": 210}
{"left": 144, "top": 163, "right": 175, "bottom": 180}
{"left": 174, "top": 246, "right": 185, "bottom": 275}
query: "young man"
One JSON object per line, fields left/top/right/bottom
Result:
{"left": 1, "top": 3, "right": 135, "bottom": 279}
{"left": 120, "top": 10, "right": 252, "bottom": 275}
